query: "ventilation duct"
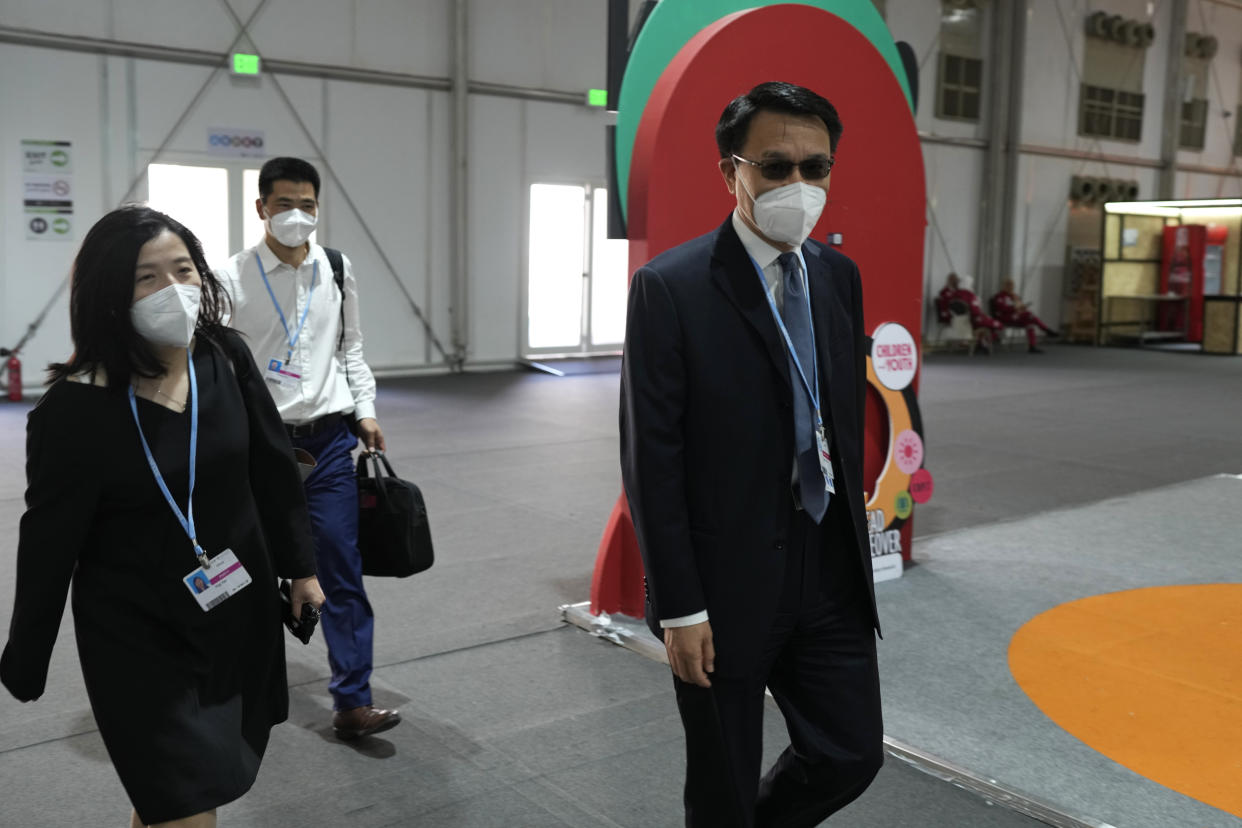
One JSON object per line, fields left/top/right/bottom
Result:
{"left": 1069, "top": 176, "right": 1138, "bottom": 204}
{"left": 1070, "top": 175, "right": 1097, "bottom": 202}
{"left": 1185, "top": 32, "right": 1218, "bottom": 58}
{"left": 1094, "top": 178, "right": 1118, "bottom": 203}
{"left": 1086, "top": 12, "right": 1154, "bottom": 49}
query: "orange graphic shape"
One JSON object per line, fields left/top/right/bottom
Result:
{"left": 1009, "top": 584, "right": 1242, "bottom": 817}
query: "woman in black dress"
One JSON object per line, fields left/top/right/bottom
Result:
{"left": 0, "top": 206, "right": 325, "bottom": 827}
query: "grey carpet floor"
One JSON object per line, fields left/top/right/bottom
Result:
{"left": 0, "top": 342, "right": 1237, "bottom": 826}
{"left": 0, "top": 625, "right": 1047, "bottom": 827}
{"left": 877, "top": 474, "right": 1242, "bottom": 828}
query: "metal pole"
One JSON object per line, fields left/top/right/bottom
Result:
{"left": 450, "top": 0, "right": 469, "bottom": 369}
{"left": 1159, "top": 0, "right": 1189, "bottom": 199}
{"left": 998, "top": 0, "right": 1027, "bottom": 291}
{"left": 975, "top": 0, "right": 1011, "bottom": 294}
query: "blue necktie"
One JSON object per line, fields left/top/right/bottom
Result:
{"left": 779, "top": 252, "right": 829, "bottom": 523}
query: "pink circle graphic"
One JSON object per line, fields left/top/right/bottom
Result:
{"left": 909, "top": 468, "right": 934, "bottom": 504}
{"left": 893, "top": 429, "right": 923, "bottom": 474}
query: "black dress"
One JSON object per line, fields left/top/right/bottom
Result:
{"left": 0, "top": 328, "right": 316, "bottom": 824}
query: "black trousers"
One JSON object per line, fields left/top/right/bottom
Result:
{"left": 673, "top": 509, "right": 883, "bottom": 827}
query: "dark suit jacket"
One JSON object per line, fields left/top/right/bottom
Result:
{"left": 620, "top": 216, "right": 879, "bottom": 676}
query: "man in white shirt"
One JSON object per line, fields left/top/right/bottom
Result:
{"left": 216, "top": 156, "right": 400, "bottom": 740}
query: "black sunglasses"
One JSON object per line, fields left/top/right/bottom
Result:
{"left": 733, "top": 154, "right": 835, "bottom": 181}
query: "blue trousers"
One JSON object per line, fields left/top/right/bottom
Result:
{"left": 293, "top": 420, "right": 374, "bottom": 710}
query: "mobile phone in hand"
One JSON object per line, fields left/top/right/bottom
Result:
{"left": 278, "top": 579, "right": 320, "bottom": 645}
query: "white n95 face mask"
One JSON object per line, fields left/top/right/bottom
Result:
{"left": 265, "top": 208, "right": 318, "bottom": 247}
{"left": 738, "top": 175, "right": 827, "bottom": 247}
{"left": 131, "top": 283, "right": 201, "bottom": 348}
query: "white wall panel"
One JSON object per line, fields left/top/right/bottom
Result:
{"left": 468, "top": 96, "right": 523, "bottom": 362}
{"left": 466, "top": 98, "right": 611, "bottom": 362}
{"left": 111, "top": 0, "right": 239, "bottom": 51}
{"left": 320, "top": 80, "right": 445, "bottom": 369}
{"left": 129, "top": 62, "right": 324, "bottom": 167}
{"left": 0, "top": 0, "right": 112, "bottom": 38}
{"left": 426, "top": 91, "right": 454, "bottom": 363}
{"left": 469, "top": 0, "right": 605, "bottom": 91}
{"left": 1009, "top": 155, "right": 1078, "bottom": 327}
{"left": 885, "top": 0, "right": 986, "bottom": 140}
{"left": 237, "top": 0, "right": 450, "bottom": 76}
{"left": 1021, "top": 0, "right": 1087, "bottom": 149}
{"left": 923, "top": 143, "right": 981, "bottom": 282}
{"left": 921, "top": 142, "right": 983, "bottom": 329}
{"left": 0, "top": 45, "right": 105, "bottom": 382}
{"left": 240, "top": 0, "right": 357, "bottom": 68}
{"left": 1022, "top": 0, "right": 1165, "bottom": 157}
{"left": 523, "top": 99, "right": 608, "bottom": 179}
{"left": 1177, "top": 0, "right": 1242, "bottom": 167}
{"left": 351, "top": 0, "right": 451, "bottom": 77}
{"left": 1178, "top": 170, "right": 1242, "bottom": 200}
{"left": 3, "top": 0, "right": 452, "bottom": 77}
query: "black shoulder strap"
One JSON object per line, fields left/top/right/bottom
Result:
{"left": 324, "top": 247, "right": 346, "bottom": 353}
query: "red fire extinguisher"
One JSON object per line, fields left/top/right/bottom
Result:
{"left": 4, "top": 350, "right": 21, "bottom": 402}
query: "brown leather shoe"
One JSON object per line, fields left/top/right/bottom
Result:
{"left": 332, "top": 705, "right": 401, "bottom": 740}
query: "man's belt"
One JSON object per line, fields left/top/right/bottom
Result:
{"left": 284, "top": 412, "right": 343, "bottom": 440}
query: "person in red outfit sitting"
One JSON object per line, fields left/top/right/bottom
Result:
{"left": 936, "top": 272, "right": 1002, "bottom": 353}
{"left": 990, "top": 277, "right": 1059, "bottom": 353}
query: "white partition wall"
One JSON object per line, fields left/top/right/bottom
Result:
{"left": 2, "top": 0, "right": 1242, "bottom": 389}
{"left": 0, "top": 0, "right": 613, "bottom": 384}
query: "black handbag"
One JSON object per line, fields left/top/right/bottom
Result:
{"left": 356, "top": 451, "right": 434, "bottom": 577}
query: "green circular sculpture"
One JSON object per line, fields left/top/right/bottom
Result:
{"left": 615, "top": 0, "right": 912, "bottom": 219}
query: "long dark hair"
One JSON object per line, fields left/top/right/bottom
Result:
{"left": 49, "top": 205, "right": 230, "bottom": 388}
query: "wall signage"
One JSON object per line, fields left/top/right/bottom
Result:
{"left": 207, "top": 127, "right": 266, "bottom": 158}
{"left": 21, "top": 139, "right": 74, "bottom": 241}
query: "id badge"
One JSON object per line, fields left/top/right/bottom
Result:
{"left": 183, "top": 548, "right": 252, "bottom": 612}
{"left": 264, "top": 357, "right": 303, "bottom": 389}
{"left": 815, "top": 425, "right": 836, "bottom": 495}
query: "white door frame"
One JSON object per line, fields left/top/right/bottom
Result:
{"left": 520, "top": 178, "right": 623, "bottom": 358}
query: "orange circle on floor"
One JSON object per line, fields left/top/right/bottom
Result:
{"left": 1009, "top": 584, "right": 1242, "bottom": 817}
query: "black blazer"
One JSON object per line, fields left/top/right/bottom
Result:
{"left": 620, "top": 216, "right": 878, "bottom": 675}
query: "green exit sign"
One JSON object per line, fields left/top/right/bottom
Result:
{"left": 231, "top": 53, "right": 261, "bottom": 76}
{"left": 587, "top": 88, "right": 608, "bottom": 107}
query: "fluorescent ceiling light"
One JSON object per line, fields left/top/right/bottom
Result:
{"left": 1105, "top": 198, "right": 1242, "bottom": 217}
{"left": 1104, "top": 203, "right": 1180, "bottom": 216}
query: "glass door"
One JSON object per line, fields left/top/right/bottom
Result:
{"left": 524, "top": 182, "right": 628, "bottom": 356}
{"left": 146, "top": 162, "right": 313, "bottom": 268}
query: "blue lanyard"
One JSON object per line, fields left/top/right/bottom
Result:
{"left": 751, "top": 252, "right": 822, "bottom": 420}
{"left": 128, "top": 350, "right": 207, "bottom": 567}
{"left": 255, "top": 253, "right": 318, "bottom": 361}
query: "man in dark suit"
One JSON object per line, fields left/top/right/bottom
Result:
{"left": 620, "top": 81, "right": 883, "bottom": 827}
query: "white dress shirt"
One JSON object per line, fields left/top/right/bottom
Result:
{"left": 732, "top": 209, "right": 790, "bottom": 310}
{"left": 215, "top": 240, "right": 377, "bottom": 425}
